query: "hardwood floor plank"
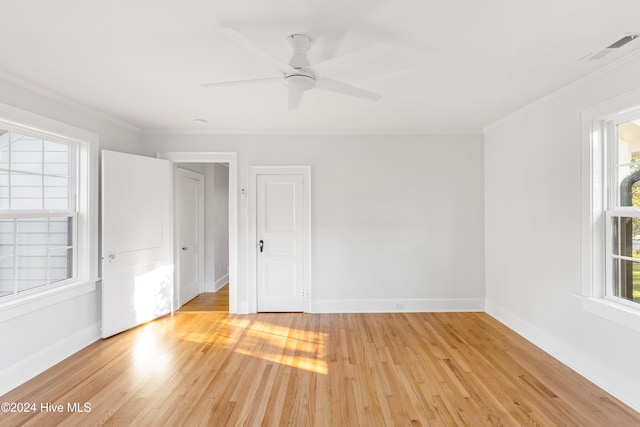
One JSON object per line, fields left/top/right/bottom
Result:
{"left": 1, "top": 300, "right": 639, "bottom": 426}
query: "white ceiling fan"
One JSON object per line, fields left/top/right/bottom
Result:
{"left": 202, "top": 28, "right": 388, "bottom": 110}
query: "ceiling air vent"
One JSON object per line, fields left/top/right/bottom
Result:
{"left": 581, "top": 33, "right": 640, "bottom": 61}
{"left": 607, "top": 34, "right": 639, "bottom": 49}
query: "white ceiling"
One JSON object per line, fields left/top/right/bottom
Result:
{"left": 1, "top": 0, "right": 640, "bottom": 133}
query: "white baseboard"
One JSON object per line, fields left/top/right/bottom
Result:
{"left": 236, "top": 299, "right": 249, "bottom": 314}
{"left": 0, "top": 322, "right": 101, "bottom": 397}
{"left": 486, "top": 300, "right": 640, "bottom": 413}
{"left": 214, "top": 274, "right": 229, "bottom": 291}
{"left": 310, "top": 297, "right": 485, "bottom": 313}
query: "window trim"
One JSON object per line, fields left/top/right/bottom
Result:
{"left": 0, "top": 102, "right": 98, "bottom": 322}
{"left": 580, "top": 88, "right": 640, "bottom": 332}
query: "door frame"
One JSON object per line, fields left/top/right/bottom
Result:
{"left": 158, "top": 152, "right": 239, "bottom": 313}
{"left": 249, "top": 166, "right": 311, "bottom": 313}
{"left": 175, "top": 167, "right": 204, "bottom": 307}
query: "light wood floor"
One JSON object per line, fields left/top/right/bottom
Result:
{"left": 181, "top": 284, "right": 230, "bottom": 312}
{"left": 2, "top": 293, "right": 639, "bottom": 426}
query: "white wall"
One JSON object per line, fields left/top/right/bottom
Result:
{"left": 143, "top": 133, "right": 485, "bottom": 313}
{"left": 212, "top": 164, "right": 229, "bottom": 290}
{"left": 484, "top": 55, "right": 640, "bottom": 411}
{"left": 203, "top": 164, "right": 216, "bottom": 291}
{"left": 0, "top": 77, "right": 143, "bottom": 396}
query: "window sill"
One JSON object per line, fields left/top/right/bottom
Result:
{"left": 0, "top": 279, "right": 99, "bottom": 324}
{"left": 577, "top": 294, "right": 640, "bottom": 333}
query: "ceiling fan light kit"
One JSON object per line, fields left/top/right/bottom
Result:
{"left": 284, "top": 74, "right": 315, "bottom": 91}
{"left": 202, "top": 28, "right": 383, "bottom": 111}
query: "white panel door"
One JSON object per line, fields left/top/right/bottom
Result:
{"left": 177, "top": 168, "right": 203, "bottom": 306}
{"left": 101, "top": 150, "right": 173, "bottom": 338}
{"left": 257, "top": 174, "right": 304, "bottom": 312}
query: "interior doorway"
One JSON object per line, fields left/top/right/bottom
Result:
{"left": 176, "top": 167, "right": 204, "bottom": 306}
{"left": 158, "top": 152, "right": 238, "bottom": 314}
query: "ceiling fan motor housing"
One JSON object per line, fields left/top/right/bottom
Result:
{"left": 285, "top": 34, "right": 315, "bottom": 91}
{"left": 287, "top": 33, "right": 312, "bottom": 68}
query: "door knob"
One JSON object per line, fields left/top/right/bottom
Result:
{"left": 259, "top": 240, "right": 264, "bottom": 253}
{"left": 182, "top": 246, "right": 188, "bottom": 251}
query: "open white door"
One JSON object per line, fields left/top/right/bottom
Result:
{"left": 101, "top": 150, "right": 173, "bottom": 338}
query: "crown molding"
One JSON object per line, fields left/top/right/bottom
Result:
{"left": 141, "top": 128, "right": 482, "bottom": 136}
{"left": 0, "top": 69, "right": 140, "bottom": 134}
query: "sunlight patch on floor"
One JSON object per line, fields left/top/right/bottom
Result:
{"left": 132, "top": 324, "right": 173, "bottom": 379}
{"left": 234, "top": 347, "right": 328, "bottom": 375}
{"left": 176, "top": 316, "right": 329, "bottom": 374}
{"left": 234, "top": 319, "right": 329, "bottom": 375}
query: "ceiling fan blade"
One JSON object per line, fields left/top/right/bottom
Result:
{"left": 201, "top": 77, "right": 281, "bottom": 88}
{"left": 288, "top": 88, "right": 304, "bottom": 111}
{"left": 219, "top": 28, "right": 298, "bottom": 75}
{"left": 311, "top": 43, "right": 393, "bottom": 77}
{"left": 315, "top": 78, "right": 381, "bottom": 101}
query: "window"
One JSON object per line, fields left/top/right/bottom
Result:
{"left": 0, "top": 107, "right": 97, "bottom": 316}
{"left": 581, "top": 89, "right": 640, "bottom": 332}
{"left": 605, "top": 117, "right": 640, "bottom": 307}
{"left": 0, "top": 128, "right": 76, "bottom": 298}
